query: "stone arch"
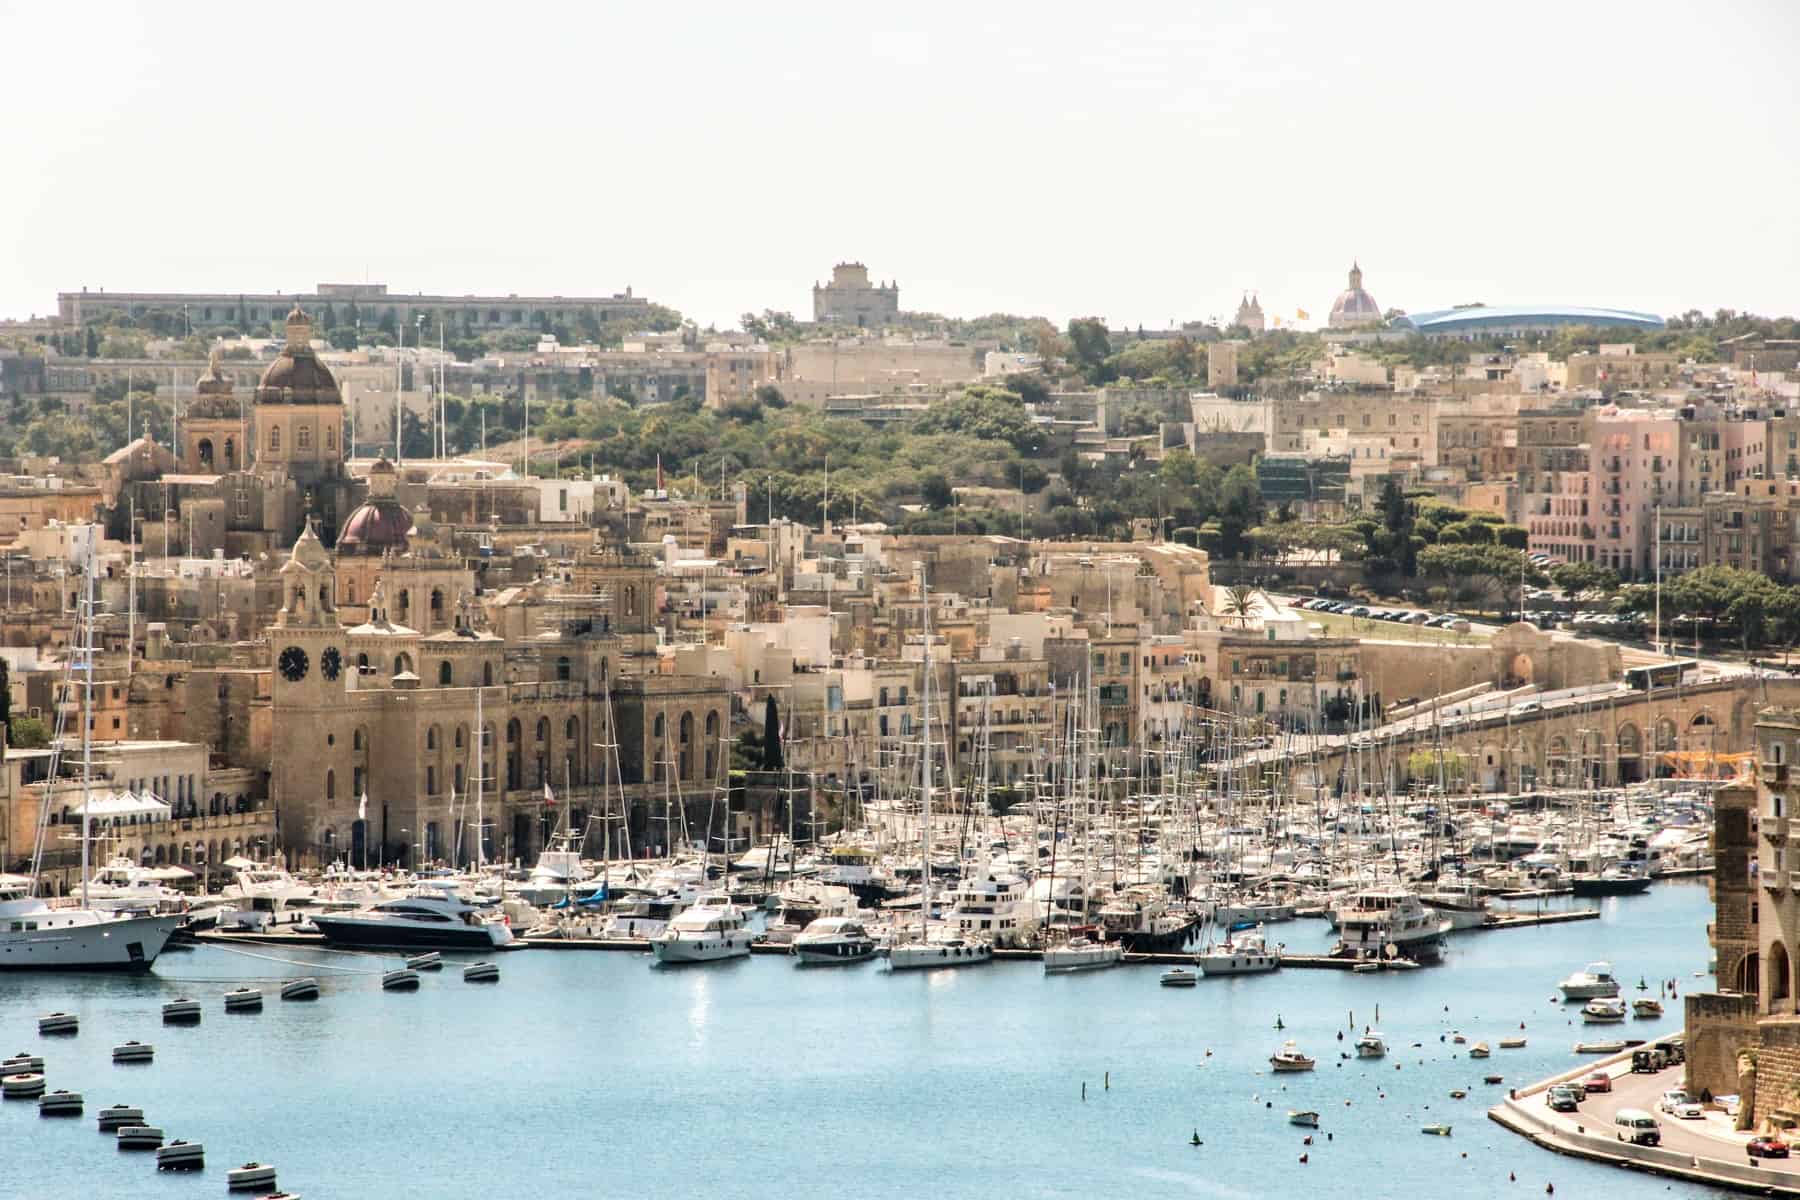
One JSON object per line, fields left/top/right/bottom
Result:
{"left": 426, "top": 725, "right": 439, "bottom": 752}
{"left": 1739, "top": 950, "right": 1760, "bottom": 995}
{"left": 1770, "top": 940, "right": 1792, "bottom": 1013}
{"left": 197, "top": 437, "right": 214, "bottom": 469}
{"left": 394, "top": 652, "right": 413, "bottom": 676}
{"left": 1617, "top": 722, "right": 1644, "bottom": 783}
{"left": 1506, "top": 652, "right": 1534, "bottom": 688}
{"left": 154, "top": 844, "right": 166, "bottom": 865}
{"left": 430, "top": 588, "right": 445, "bottom": 626}
{"left": 679, "top": 711, "right": 695, "bottom": 779}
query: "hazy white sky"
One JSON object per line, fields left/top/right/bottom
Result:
{"left": 3, "top": 2, "right": 1795, "bottom": 331}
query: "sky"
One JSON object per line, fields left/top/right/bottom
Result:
{"left": 2, "top": 2, "right": 1796, "bottom": 332}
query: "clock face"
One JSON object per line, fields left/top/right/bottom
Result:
{"left": 320, "top": 646, "right": 343, "bottom": 681}
{"left": 279, "top": 645, "right": 310, "bottom": 683}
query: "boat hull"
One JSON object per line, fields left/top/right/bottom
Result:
{"left": 0, "top": 913, "right": 180, "bottom": 972}
{"left": 1570, "top": 875, "right": 1653, "bottom": 898}
{"left": 793, "top": 939, "right": 877, "bottom": 965}
{"left": 311, "top": 916, "right": 508, "bottom": 951}
{"left": 651, "top": 936, "right": 750, "bottom": 964}
{"left": 887, "top": 942, "right": 990, "bottom": 970}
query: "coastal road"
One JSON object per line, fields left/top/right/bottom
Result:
{"left": 1535, "top": 1057, "right": 1800, "bottom": 1177}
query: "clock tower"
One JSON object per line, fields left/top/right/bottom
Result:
{"left": 271, "top": 519, "right": 347, "bottom": 863}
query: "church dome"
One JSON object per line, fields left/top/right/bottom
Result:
{"left": 337, "top": 457, "right": 409, "bottom": 554}
{"left": 256, "top": 305, "right": 341, "bottom": 404}
{"left": 1328, "top": 262, "right": 1382, "bottom": 329}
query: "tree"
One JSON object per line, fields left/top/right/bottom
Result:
{"left": 761, "top": 696, "right": 784, "bottom": 771}
{"left": 1418, "top": 544, "right": 1545, "bottom": 614}
{"left": 919, "top": 470, "right": 953, "bottom": 510}
{"left": 1066, "top": 317, "right": 1113, "bottom": 384}
{"left": 1222, "top": 584, "right": 1258, "bottom": 628}
{"left": 1550, "top": 562, "right": 1620, "bottom": 599}
{"left": 8, "top": 715, "right": 48, "bottom": 749}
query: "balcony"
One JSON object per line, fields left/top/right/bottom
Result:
{"left": 1763, "top": 815, "right": 1790, "bottom": 843}
{"left": 1763, "top": 761, "right": 1791, "bottom": 786}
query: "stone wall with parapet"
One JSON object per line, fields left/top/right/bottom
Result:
{"left": 1685, "top": 991, "right": 1757, "bottom": 1100}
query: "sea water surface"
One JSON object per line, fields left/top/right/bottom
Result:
{"left": 0, "top": 882, "right": 1722, "bottom": 1199}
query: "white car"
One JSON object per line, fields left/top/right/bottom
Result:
{"left": 1657, "top": 1090, "right": 1703, "bottom": 1119}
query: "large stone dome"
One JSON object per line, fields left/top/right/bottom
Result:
{"left": 1328, "top": 262, "right": 1382, "bottom": 329}
{"left": 257, "top": 305, "right": 341, "bottom": 404}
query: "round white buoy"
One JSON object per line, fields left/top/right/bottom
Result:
{"left": 2, "top": 1072, "right": 46, "bottom": 1099}
{"left": 97, "top": 1104, "right": 144, "bottom": 1130}
{"left": 112, "top": 1041, "right": 155, "bottom": 1063}
{"left": 381, "top": 968, "right": 420, "bottom": 992}
{"left": 37, "top": 1012, "right": 78, "bottom": 1036}
{"left": 162, "top": 998, "right": 202, "bottom": 1024}
{"left": 38, "top": 1089, "right": 83, "bottom": 1115}
{"left": 279, "top": 978, "right": 320, "bottom": 1001}
{"left": 117, "top": 1124, "right": 165, "bottom": 1150}
{"left": 228, "top": 1162, "right": 278, "bottom": 1191}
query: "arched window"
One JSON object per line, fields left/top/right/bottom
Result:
{"left": 268, "top": 425, "right": 281, "bottom": 452}
{"left": 439, "top": 661, "right": 453, "bottom": 686}
{"left": 426, "top": 726, "right": 439, "bottom": 751}
{"left": 536, "top": 717, "right": 549, "bottom": 744}
{"left": 430, "top": 589, "right": 444, "bottom": 623}
{"left": 455, "top": 726, "right": 466, "bottom": 750}
{"left": 483, "top": 662, "right": 494, "bottom": 687}
{"left": 653, "top": 713, "right": 665, "bottom": 738}
{"left": 326, "top": 769, "right": 336, "bottom": 800}
{"left": 394, "top": 653, "right": 413, "bottom": 676}
{"left": 345, "top": 580, "right": 357, "bottom": 604}
{"left": 398, "top": 590, "right": 410, "bottom": 621}
{"left": 679, "top": 712, "right": 693, "bottom": 743}
{"left": 197, "top": 438, "right": 214, "bottom": 469}
{"left": 356, "top": 652, "right": 370, "bottom": 672}
{"left": 565, "top": 717, "right": 578, "bottom": 741}
{"left": 353, "top": 729, "right": 363, "bottom": 751}
{"left": 507, "top": 719, "right": 521, "bottom": 744}
{"left": 318, "top": 583, "right": 330, "bottom": 609}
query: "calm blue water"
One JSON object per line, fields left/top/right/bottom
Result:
{"left": 0, "top": 882, "right": 1722, "bottom": 1200}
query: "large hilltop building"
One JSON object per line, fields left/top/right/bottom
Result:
{"left": 812, "top": 263, "right": 899, "bottom": 328}
{"left": 58, "top": 282, "right": 651, "bottom": 333}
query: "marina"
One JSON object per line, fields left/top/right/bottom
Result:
{"left": 0, "top": 880, "right": 1726, "bottom": 1199}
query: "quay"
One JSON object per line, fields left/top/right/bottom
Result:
{"left": 1490, "top": 1038, "right": 1800, "bottom": 1197}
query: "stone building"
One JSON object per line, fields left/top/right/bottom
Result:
{"left": 811, "top": 263, "right": 899, "bottom": 328}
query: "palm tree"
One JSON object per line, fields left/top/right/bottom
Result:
{"left": 1223, "top": 584, "right": 1259, "bottom": 629}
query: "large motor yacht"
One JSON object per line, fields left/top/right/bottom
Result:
{"left": 0, "top": 879, "right": 182, "bottom": 972}
{"left": 941, "top": 870, "right": 1039, "bottom": 949}
{"left": 597, "top": 894, "right": 687, "bottom": 940}
{"left": 1558, "top": 961, "right": 1621, "bottom": 1000}
{"left": 1330, "top": 889, "right": 1450, "bottom": 963}
{"left": 310, "top": 881, "right": 515, "bottom": 950}
{"left": 1420, "top": 881, "right": 1494, "bottom": 931}
{"left": 650, "top": 893, "right": 752, "bottom": 964}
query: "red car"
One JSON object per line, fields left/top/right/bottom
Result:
{"left": 1749, "top": 1136, "right": 1790, "bottom": 1159}
{"left": 1584, "top": 1072, "right": 1613, "bottom": 1094}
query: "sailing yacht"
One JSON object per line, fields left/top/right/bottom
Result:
{"left": 1043, "top": 934, "right": 1124, "bottom": 973}
{"left": 886, "top": 564, "right": 991, "bottom": 973}
{"left": 1, "top": 540, "right": 181, "bottom": 972}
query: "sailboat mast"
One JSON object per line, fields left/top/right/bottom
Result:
{"left": 918, "top": 562, "right": 932, "bottom": 943}
{"left": 78, "top": 543, "right": 94, "bottom": 908}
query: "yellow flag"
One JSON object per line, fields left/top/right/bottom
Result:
{"left": 1296, "top": 308, "right": 1310, "bottom": 321}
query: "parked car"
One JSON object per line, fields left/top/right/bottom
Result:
{"left": 1657, "top": 1090, "right": 1702, "bottom": 1120}
{"left": 1749, "top": 1136, "right": 1790, "bottom": 1159}
{"left": 1546, "top": 1086, "right": 1579, "bottom": 1113}
{"left": 1583, "top": 1071, "right": 1612, "bottom": 1094}
{"left": 1346, "top": 606, "right": 1371, "bottom": 618}
{"left": 1614, "top": 1108, "right": 1661, "bottom": 1145}
{"left": 1564, "top": 1080, "right": 1588, "bottom": 1101}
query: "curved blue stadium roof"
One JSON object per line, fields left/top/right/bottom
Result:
{"left": 1395, "top": 305, "right": 1665, "bottom": 334}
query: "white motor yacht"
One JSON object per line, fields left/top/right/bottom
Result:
{"left": 220, "top": 863, "right": 316, "bottom": 918}
{"left": 1043, "top": 934, "right": 1124, "bottom": 974}
{"left": 310, "top": 880, "right": 514, "bottom": 950}
{"left": 1355, "top": 1031, "right": 1388, "bottom": 1058}
{"left": 1420, "top": 881, "right": 1493, "bottom": 931}
{"left": 1330, "top": 889, "right": 1450, "bottom": 963}
{"left": 511, "top": 837, "right": 593, "bottom": 906}
{"left": 791, "top": 916, "right": 877, "bottom": 965}
{"left": 0, "top": 879, "right": 181, "bottom": 972}
{"left": 1558, "top": 961, "right": 1621, "bottom": 1000}
{"left": 81, "top": 857, "right": 190, "bottom": 916}
{"left": 1196, "top": 927, "right": 1281, "bottom": 976}
{"left": 597, "top": 894, "right": 687, "bottom": 940}
{"left": 650, "top": 893, "right": 751, "bottom": 964}
{"left": 941, "top": 870, "right": 1039, "bottom": 948}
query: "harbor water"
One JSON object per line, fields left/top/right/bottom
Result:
{"left": 0, "top": 881, "right": 1725, "bottom": 1199}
